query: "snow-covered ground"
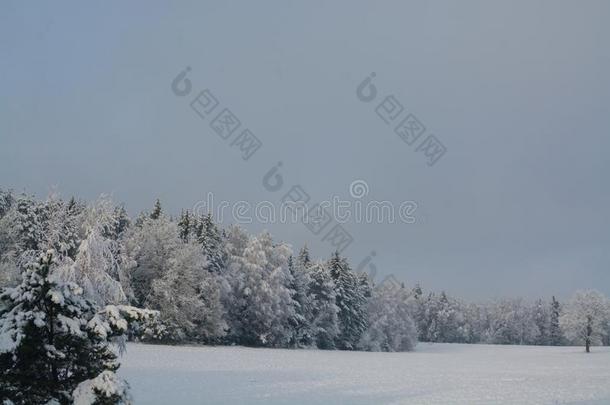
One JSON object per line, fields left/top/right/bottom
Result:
{"left": 119, "top": 343, "right": 610, "bottom": 404}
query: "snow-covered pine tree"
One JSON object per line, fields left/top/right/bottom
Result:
{"left": 177, "top": 209, "right": 192, "bottom": 242}
{"left": 42, "top": 194, "right": 83, "bottom": 259}
{"left": 297, "top": 244, "right": 311, "bottom": 268}
{"left": 287, "top": 249, "right": 315, "bottom": 347}
{"left": 9, "top": 193, "right": 46, "bottom": 254}
{"left": 307, "top": 261, "right": 339, "bottom": 349}
{"left": 0, "top": 190, "right": 20, "bottom": 288}
{"left": 150, "top": 199, "right": 163, "bottom": 220}
{"left": 548, "top": 296, "right": 563, "bottom": 346}
{"left": 0, "top": 188, "right": 14, "bottom": 219}
{"left": 327, "top": 251, "right": 368, "bottom": 350}
{"left": 105, "top": 205, "right": 130, "bottom": 241}
{"left": 532, "top": 298, "right": 550, "bottom": 345}
{"left": 195, "top": 213, "right": 225, "bottom": 274}
{"left": 0, "top": 250, "right": 155, "bottom": 404}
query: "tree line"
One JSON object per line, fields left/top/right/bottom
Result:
{"left": 1, "top": 189, "right": 609, "bottom": 403}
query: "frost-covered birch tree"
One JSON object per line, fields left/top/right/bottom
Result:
{"left": 560, "top": 290, "right": 609, "bottom": 352}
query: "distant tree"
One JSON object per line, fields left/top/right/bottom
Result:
{"left": 548, "top": 296, "right": 563, "bottom": 346}
{"left": 11, "top": 193, "right": 45, "bottom": 253}
{"left": 412, "top": 283, "right": 423, "bottom": 299}
{"left": 328, "top": 251, "right": 368, "bottom": 350}
{"left": 108, "top": 205, "right": 131, "bottom": 240}
{"left": 359, "top": 283, "right": 417, "bottom": 352}
{"left": 225, "top": 232, "right": 296, "bottom": 347}
{"left": 560, "top": 290, "right": 609, "bottom": 353}
{"left": 287, "top": 253, "right": 315, "bottom": 347}
{"left": 0, "top": 188, "right": 15, "bottom": 219}
{"left": 532, "top": 298, "right": 550, "bottom": 345}
{"left": 124, "top": 215, "right": 180, "bottom": 306}
{"left": 307, "top": 262, "right": 339, "bottom": 349}
{"left": 177, "top": 210, "right": 192, "bottom": 242}
{"left": 297, "top": 245, "right": 311, "bottom": 268}
{"left": 42, "top": 194, "right": 82, "bottom": 259}
{"left": 146, "top": 242, "right": 226, "bottom": 342}
{"left": 53, "top": 196, "right": 133, "bottom": 306}
{"left": 150, "top": 199, "right": 163, "bottom": 220}
{"left": 195, "top": 213, "right": 225, "bottom": 274}
{"left": 483, "top": 299, "right": 538, "bottom": 345}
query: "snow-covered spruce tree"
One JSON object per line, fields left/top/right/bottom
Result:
{"left": 0, "top": 193, "right": 49, "bottom": 289}
{"left": 42, "top": 194, "right": 83, "bottom": 260}
{"left": 359, "top": 282, "right": 417, "bottom": 352}
{"left": 0, "top": 191, "right": 19, "bottom": 288}
{"left": 532, "top": 298, "right": 550, "bottom": 345}
{"left": 297, "top": 244, "right": 311, "bottom": 268}
{"left": 327, "top": 251, "right": 368, "bottom": 350}
{"left": 194, "top": 213, "right": 225, "bottom": 274}
{"left": 410, "top": 284, "right": 429, "bottom": 341}
{"left": 0, "top": 188, "right": 14, "bottom": 219}
{"left": 560, "top": 289, "right": 609, "bottom": 353}
{"left": 145, "top": 242, "right": 226, "bottom": 343}
{"left": 287, "top": 250, "right": 315, "bottom": 347}
{"left": 0, "top": 250, "right": 156, "bottom": 404}
{"left": 149, "top": 199, "right": 163, "bottom": 220}
{"left": 307, "top": 262, "right": 339, "bottom": 349}
{"left": 177, "top": 210, "right": 192, "bottom": 242}
{"left": 548, "top": 296, "right": 564, "bottom": 346}
{"left": 12, "top": 193, "right": 46, "bottom": 254}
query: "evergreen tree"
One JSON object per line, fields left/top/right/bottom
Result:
{"left": 0, "top": 250, "right": 152, "bottom": 404}
{"left": 12, "top": 194, "right": 45, "bottom": 253}
{"left": 195, "top": 213, "right": 225, "bottom": 274}
{"left": 287, "top": 253, "right": 315, "bottom": 347}
{"left": 0, "top": 188, "right": 14, "bottom": 219}
{"left": 150, "top": 199, "right": 162, "bottom": 220}
{"left": 108, "top": 205, "right": 131, "bottom": 241}
{"left": 412, "top": 283, "right": 423, "bottom": 299}
{"left": 177, "top": 210, "right": 192, "bottom": 242}
{"left": 532, "top": 298, "right": 550, "bottom": 345}
{"left": 328, "top": 251, "right": 368, "bottom": 350}
{"left": 308, "top": 262, "right": 339, "bottom": 349}
{"left": 297, "top": 245, "right": 311, "bottom": 268}
{"left": 549, "top": 296, "right": 563, "bottom": 346}
{"left": 42, "top": 195, "right": 82, "bottom": 259}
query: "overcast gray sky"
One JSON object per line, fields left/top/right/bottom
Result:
{"left": 1, "top": 0, "right": 609, "bottom": 300}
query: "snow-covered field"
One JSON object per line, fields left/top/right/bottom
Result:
{"left": 119, "top": 343, "right": 610, "bottom": 404}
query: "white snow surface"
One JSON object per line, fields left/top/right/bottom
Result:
{"left": 119, "top": 342, "right": 610, "bottom": 404}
